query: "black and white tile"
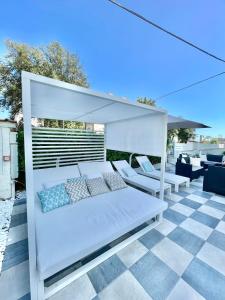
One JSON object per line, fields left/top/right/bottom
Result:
{"left": 2, "top": 178, "right": 225, "bottom": 300}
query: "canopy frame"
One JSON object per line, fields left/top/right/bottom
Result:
{"left": 22, "top": 71, "right": 168, "bottom": 299}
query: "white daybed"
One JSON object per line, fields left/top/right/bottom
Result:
{"left": 34, "top": 164, "right": 167, "bottom": 297}
{"left": 22, "top": 72, "right": 169, "bottom": 299}
{"left": 136, "top": 156, "right": 190, "bottom": 192}
{"left": 112, "top": 160, "right": 171, "bottom": 197}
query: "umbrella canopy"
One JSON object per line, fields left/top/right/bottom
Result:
{"left": 168, "top": 115, "right": 210, "bottom": 130}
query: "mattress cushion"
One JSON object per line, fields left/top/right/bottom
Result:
{"left": 35, "top": 187, "right": 167, "bottom": 279}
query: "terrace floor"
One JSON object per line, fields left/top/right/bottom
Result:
{"left": 1, "top": 177, "right": 225, "bottom": 300}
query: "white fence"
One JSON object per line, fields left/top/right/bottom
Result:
{"left": 173, "top": 141, "right": 225, "bottom": 158}
{"left": 32, "top": 127, "right": 105, "bottom": 169}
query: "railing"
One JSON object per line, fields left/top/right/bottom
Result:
{"left": 173, "top": 141, "right": 225, "bottom": 158}
{"left": 32, "top": 127, "right": 105, "bottom": 169}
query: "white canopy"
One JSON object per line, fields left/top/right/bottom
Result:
{"left": 22, "top": 71, "right": 168, "bottom": 300}
{"left": 23, "top": 71, "right": 168, "bottom": 157}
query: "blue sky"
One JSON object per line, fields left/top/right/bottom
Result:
{"left": 0, "top": 0, "right": 225, "bottom": 136}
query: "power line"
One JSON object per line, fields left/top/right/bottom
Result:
{"left": 155, "top": 71, "right": 225, "bottom": 100}
{"left": 107, "top": 0, "right": 225, "bottom": 64}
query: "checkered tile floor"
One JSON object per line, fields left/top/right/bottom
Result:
{"left": 1, "top": 177, "right": 225, "bottom": 300}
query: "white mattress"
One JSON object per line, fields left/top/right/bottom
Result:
{"left": 35, "top": 187, "right": 167, "bottom": 279}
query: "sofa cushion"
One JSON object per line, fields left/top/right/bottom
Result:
{"left": 207, "top": 154, "right": 223, "bottom": 163}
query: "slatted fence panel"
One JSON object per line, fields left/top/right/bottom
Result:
{"left": 32, "top": 127, "right": 105, "bottom": 169}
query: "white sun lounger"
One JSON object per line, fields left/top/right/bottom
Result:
{"left": 136, "top": 156, "right": 190, "bottom": 193}
{"left": 112, "top": 160, "right": 171, "bottom": 197}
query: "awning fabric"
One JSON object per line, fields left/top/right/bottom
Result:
{"left": 167, "top": 115, "right": 210, "bottom": 130}
{"left": 25, "top": 72, "right": 167, "bottom": 157}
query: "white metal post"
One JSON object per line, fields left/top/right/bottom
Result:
{"left": 160, "top": 114, "right": 168, "bottom": 201}
{"left": 22, "top": 73, "right": 40, "bottom": 300}
{"left": 104, "top": 125, "right": 107, "bottom": 162}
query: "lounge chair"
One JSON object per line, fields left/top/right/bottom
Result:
{"left": 112, "top": 160, "right": 171, "bottom": 197}
{"left": 34, "top": 163, "right": 167, "bottom": 297}
{"left": 136, "top": 156, "right": 190, "bottom": 193}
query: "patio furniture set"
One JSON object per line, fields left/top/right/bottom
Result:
{"left": 176, "top": 153, "right": 225, "bottom": 196}
{"left": 21, "top": 71, "right": 196, "bottom": 300}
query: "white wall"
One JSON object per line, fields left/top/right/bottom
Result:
{"left": 0, "top": 122, "right": 18, "bottom": 199}
{"left": 173, "top": 141, "right": 225, "bottom": 158}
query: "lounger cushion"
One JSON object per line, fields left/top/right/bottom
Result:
{"left": 142, "top": 161, "right": 154, "bottom": 172}
{"left": 86, "top": 177, "right": 110, "bottom": 196}
{"left": 65, "top": 177, "right": 90, "bottom": 203}
{"left": 122, "top": 167, "right": 137, "bottom": 177}
{"left": 35, "top": 186, "right": 168, "bottom": 279}
{"left": 103, "top": 172, "right": 127, "bottom": 191}
{"left": 38, "top": 184, "right": 70, "bottom": 213}
{"left": 44, "top": 179, "right": 66, "bottom": 189}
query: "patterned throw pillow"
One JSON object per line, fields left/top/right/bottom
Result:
{"left": 86, "top": 177, "right": 110, "bottom": 196}
{"left": 103, "top": 172, "right": 127, "bottom": 191}
{"left": 65, "top": 178, "right": 90, "bottom": 203}
{"left": 38, "top": 184, "right": 70, "bottom": 213}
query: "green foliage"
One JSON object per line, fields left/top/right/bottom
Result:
{"left": 0, "top": 40, "right": 89, "bottom": 118}
{"left": 167, "top": 129, "right": 177, "bottom": 149}
{"left": 210, "top": 139, "right": 218, "bottom": 144}
{"left": 42, "top": 119, "right": 84, "bottom": 129}
{"left": 177, "top": 128, "right": 194, "bottom": 143}
{"left": 17, "top": 130, "right": 25, "bottom": 171}
{"left": 137, "top": 97, "right": 156, "bottom": 107}
{"left": 106, "top": 150, "right": 160, "bottom": 167}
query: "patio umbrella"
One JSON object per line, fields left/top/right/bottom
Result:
{"left": 168, "top": 115, "right": 210, "bottom": 129}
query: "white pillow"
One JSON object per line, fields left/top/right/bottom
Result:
{"left": 86, "top": 172, "right": 103, "bottom": 179}
{"left": 43, "top": 179, "right": 66, "bottom": 189}
{"left": 200, "top": 154, "right": 207, "bottom": 161}
{"left": 190, "top": 157, "right": 201, "bottom": 167}
{"left": 181, "top": 158, "right": 186, "bottom": 164}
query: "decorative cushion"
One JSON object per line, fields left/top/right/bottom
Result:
{"left": 86, "top": 177, "right": 110, "bottom": 196}
{"left": 207, "top": 154, "right": 223, "bottom": 163}
{"left": 200, "top": 154, "right": 207, "bottom": 162}
{"left": 142, "top": 161, "right": 155, "bottom": 172}
{"left": 65, "top": 178, "right": 90, "bottom": 203}
{"left": 103, "top": 172, "right": 127, "bottom": 191}
{"left": 122, "top": 167, "right": 137, "bottom": 177}
{"left": 44, "top": 179, "right": 66, "bottom": 189}
{"left": 190, "top": 157, "right": 201, "bottom": 167}
{"left": 38, "top": 184, "right": 70, "bottom": 213}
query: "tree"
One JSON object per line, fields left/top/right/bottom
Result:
{"left": 0, "top": 40, "right": 89, "bottom": 118}
{"left": 177, "top": 128, "right": 194, "bottom": 143}
{"left": 137, "top": 97, "right": 156, "bottom": 106}
{"left": 167, "top": 129, "right": 178, "bottom": 149}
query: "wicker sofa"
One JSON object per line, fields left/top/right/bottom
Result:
{"left": 176, "top": 155, "right": 204, "bottom": 181}
{"left": 203, "top": 165, "right": 225, "bottom": 196}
